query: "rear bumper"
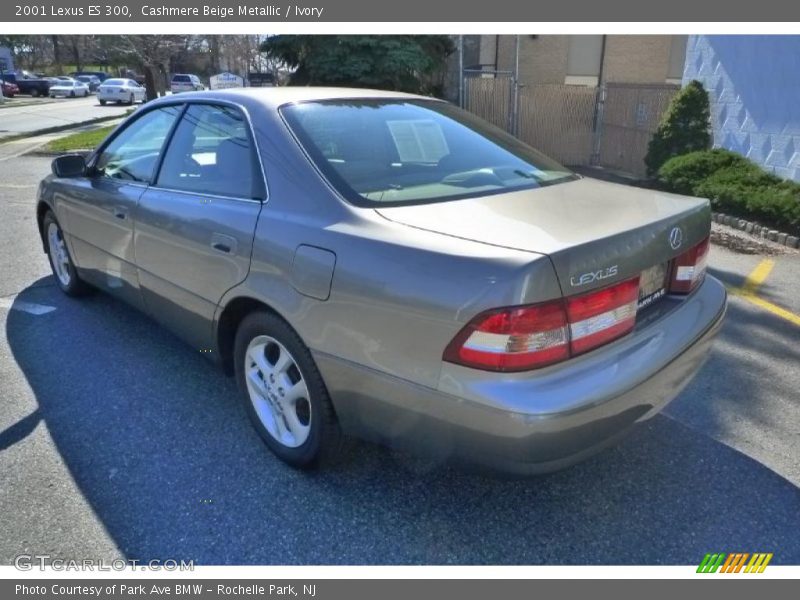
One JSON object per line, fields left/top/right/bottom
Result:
{"left": 315, "top": 276, "right": 727, "bottom": 475}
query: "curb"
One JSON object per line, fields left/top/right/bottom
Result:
{"left": 712, "top": 212, "right": 800, "bottom": 250}
{"left": 0, "top": 98, "right": 60, "bottom": 110}
{"left": 0, "top": 114, "right": 125, "bottom": 145}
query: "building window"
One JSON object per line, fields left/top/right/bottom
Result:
{"left": 667, "top": 35, "right": 688, "bottom": 83}
{"left": 565, "top": 35, "right": 604, "bottom": 86}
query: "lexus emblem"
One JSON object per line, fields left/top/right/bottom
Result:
{"left": 669, "top": 227, "right": 683, "bottom": 250}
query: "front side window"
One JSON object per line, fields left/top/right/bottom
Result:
{"left": 281, "top": 99, "right": 577, "bottom": 207}
{"left": 156, "top": 104, "right": 261, "bottom": 199}
{"left": 94, "top": 105, "right": 182, "bottom": 183}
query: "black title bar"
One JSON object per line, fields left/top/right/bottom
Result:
{"left": 3, "top": 0, "right": 800, "bottom": 22}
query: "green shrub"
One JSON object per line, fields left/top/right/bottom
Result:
{"left": 657, "top": 149, "right": 755, "bottom": 195}
{"left": 658, "top": 149, "right": 800, "bottom": 229}
{"left": 695, "top": 165, "right": 800, "bottom": 227}
{"left": 645, "top": 80, "right": 712, "bottom": 177}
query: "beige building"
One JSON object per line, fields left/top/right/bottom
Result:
{"left": 472, "top": 35, "right": 687, "bottom": 86}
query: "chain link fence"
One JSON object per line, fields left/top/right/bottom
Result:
{"left": 463, "top": 76, "right": 679, "bottom": 178}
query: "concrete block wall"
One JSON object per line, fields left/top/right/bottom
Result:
{"left": 683, "top": 35, "right": 800, "bottom": 182}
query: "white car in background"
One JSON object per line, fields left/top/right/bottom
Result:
{"left": 49, "top": 79, "right": 90, "bottom": 98}
{"left": 97, "top": 78, "right": 146, "bottom": 105}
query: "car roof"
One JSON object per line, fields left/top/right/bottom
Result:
{"left": 152, "top": 87, "right": 436, "bottom": 110}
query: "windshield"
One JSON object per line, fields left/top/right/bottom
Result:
{"left": 281, "top": 99, "right": 577, "bottom": 207}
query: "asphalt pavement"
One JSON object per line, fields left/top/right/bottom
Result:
{"left": 0, "top": 95, "right": 132, "bottom": 140}
{"left": 0, "top": 154, "right": 798, "bottom": 565}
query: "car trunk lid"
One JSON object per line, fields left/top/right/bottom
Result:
{"left": 375, "top": 177, "right": 711, "bottom": 296}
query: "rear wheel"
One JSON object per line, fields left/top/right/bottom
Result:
{"left": 69, "top": 90, "right": 75, "bottom": 98}
{"left": 128, "top": 93, "right": 134, "bottom": 105}
{"left": 31, "top": 88, "right": 39, "bottom": 98}
{"left": 43, "top": 211, "right": 90, "bottom": 297}
{"left": 234, "top": 311, "right": 343, "bottom": 469}
{"left": 99, "top": 99, "right": 106, "bottom": 105}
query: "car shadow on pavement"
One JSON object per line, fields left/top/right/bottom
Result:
{"left": 5, "top": 276, "right": 800, "bottom": 565}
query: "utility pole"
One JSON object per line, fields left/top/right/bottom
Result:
{"left": 512, "top": 34, "right": 520, "bottom": 136}
{"left": 458, "top": 35, "right": 464, "bottom": 108}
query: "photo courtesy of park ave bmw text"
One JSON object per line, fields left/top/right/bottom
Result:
{"left": 0, "top": 0, "right": 799, "bottom": 593}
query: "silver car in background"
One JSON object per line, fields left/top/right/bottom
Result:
{"left": 170, "top": 73, "right": 205, "bottom": 93}
{"left": 97, "top": 78, "right": 146, "bottom": 105}
{"left": 37, "top": 88, "right": 726, "bottom": 474}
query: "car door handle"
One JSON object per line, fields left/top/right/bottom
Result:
{"left": 211, "top": 233, "right": 237, "bottom": 255}
{"left": 112, "top": 206, "right": 127, "bottom": 220}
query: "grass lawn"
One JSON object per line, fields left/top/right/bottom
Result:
{"left": 44, "top": 124, "right": 116, "bottom": 153}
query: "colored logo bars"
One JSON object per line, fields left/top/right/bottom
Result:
{"left": 697, "top": 552, "right": 773, "bottom": 573}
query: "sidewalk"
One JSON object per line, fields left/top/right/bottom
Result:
{"left": 0, "top": 118, "right": 124, "bottom": 162}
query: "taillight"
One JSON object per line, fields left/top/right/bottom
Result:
{"left": 442, "top": 301, "right": 569, "bottom": 371}
{"left": 566, "top": 277, "right": 639, "bottom": 355}
{"left": 443, "top": 277, "right": 640, "bottom": 372}
{"left": 669, "top": 236, "right": 709, "bottom": 294}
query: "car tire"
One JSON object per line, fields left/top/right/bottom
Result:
{"left": 31, "top": 89, "right": 39, "bottom": 98}
{"left": 42, "top": 211, "right": 91, "bottom": 297}
{"left": 234, "top": 311, "right": 343, "bottom": 469}
{"left": 70, "top": 90, "right": 75, "bottom": 98}
{"left": 99, "top": 99, "right": 106, "bottom": 105}
{"left": 49, "top": 94, "right": 55, "bottom": 99}
{"left": 128, "top": 93, "right": 134, "bottom": 105}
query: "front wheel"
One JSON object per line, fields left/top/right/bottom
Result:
{"left": 31, "top": 89, "right": 39, "bottom": 98}
{"left": 69, "top": 90, "right": 75, "bottom": 98}
{"left": 99, "top": 99, "right": 106, "bottom": 105}
{"left": 234, "top": 311, "right": 343, "bottom": 469}
{"left": 43, "top": 211, "right": 90, "bottom": 297}
{"left": 128, "top": 93, "right": 134, "bottom": 105}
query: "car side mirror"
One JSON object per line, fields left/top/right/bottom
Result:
{"left": 51, "top": 154, "right": 86, "bottom": 178}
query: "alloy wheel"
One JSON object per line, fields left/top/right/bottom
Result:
{"left": 244, "top": 335, "right": 312, "bottom": 448}
{"left": 47, "top": 222, "right": 72, "bottom": 287}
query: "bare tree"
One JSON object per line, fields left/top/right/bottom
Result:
{"left": 118, "top": 35, "right": 190, "bottom": 100}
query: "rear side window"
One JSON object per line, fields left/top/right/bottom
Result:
{"left": 281, "top": 99, "right": 577, "bottom": 207}
{"left": 156, "top": 104, "right": 262, "bottom": 199}
{"left": 173, "top": 75, "right": 190, "bottom": 83}
{"left": 94, "top": 106, "right": 182, "bottom": 183}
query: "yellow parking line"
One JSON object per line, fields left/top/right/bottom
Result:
{"left": 730, "top": 290, "right": 800, "bottom": 327}
{"left": 741, "top": 259, "right": 774, "bottom": 294}
{"left": 727, "top": 258, "right": 800, "bottom": 327}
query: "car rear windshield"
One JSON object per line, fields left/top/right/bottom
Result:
{"left": 104, "top": 79, "right": 125, "bottom": 86}
{"left": 280, "top": 99, "right": 578, "bottom": 207}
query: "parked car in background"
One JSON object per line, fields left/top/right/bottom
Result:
{"left": 1, "top": 71, "right": 51, "bottom": 97}
{"left": 1, "top": 80, "right": 19, "bottom": 97}
{"left": 76, "top": 75, "right": 101, "bottom": 92}
{"left": 49, "top": 79, "right": 91, "bottom": 98}
{"left": 170, "top": 73, "right": 205, "bottom": 93}
{"left": 36, "top": 88, "right": 726, "bottom": 474}
{"left": 71, "top": 70, "right": 110, "bottom": 82}
{"left": 97, "top": 78, "right": 146, "bottom": 105}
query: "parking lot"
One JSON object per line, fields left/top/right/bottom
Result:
{"left": 0, "top": 151, "right": 799, "bottom": 565}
